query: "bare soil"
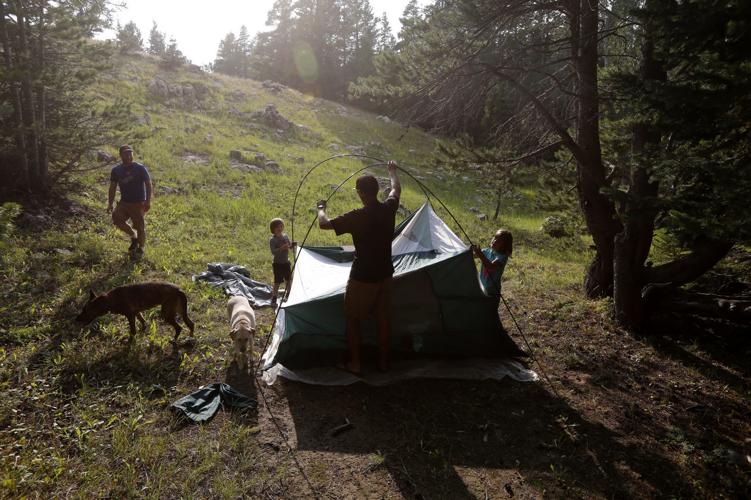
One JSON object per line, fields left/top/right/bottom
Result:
{"left": 221, "top": 287, "right": 751, "bottom": 498}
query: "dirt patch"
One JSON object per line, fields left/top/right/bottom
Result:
{"left": 247, "top": 289, "right": 751, "bottom": 498}
{"left": 181, "top": 152, "right": 211, "bottom": 165}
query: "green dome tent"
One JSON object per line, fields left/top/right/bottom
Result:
{"left": 261, "top": 203, "right": 527, "bottom": 380}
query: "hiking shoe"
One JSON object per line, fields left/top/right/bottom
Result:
{"left": 133, "top": 247, "right": 144, "bottom": 259}
{"left": 128, "top": 238, "right": 139, "bottom": 252}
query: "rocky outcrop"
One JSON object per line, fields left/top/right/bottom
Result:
{"left": 541, "top": 216, "right": 568, "bottom": 237}
{"left": 148, "top": 78, "right": 210, "bottom": 108}
{"left": 249, "top": 104, "right": 293, "bottom": 131}
{"left": 228, "top": 150, "right": 282, "bottom": 174}
{"left": 182, "top": 152, "right": 210, "bottom": 165}
{"left": 262, "top": 80, "right": 286, "bottom": 93}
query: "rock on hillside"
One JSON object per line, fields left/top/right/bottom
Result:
{"left": 148, "top": 78, "right": 210, "bottom": 108}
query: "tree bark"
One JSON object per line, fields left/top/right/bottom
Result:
{"left": 0, "top": 1, "right": 29, "bottom": 188}
{"left": 493, "top": 187, "right": 501, "bottom": 220}
{"left": 645, "top": 287, "right": 751, "bottom": 324}
{"left": 35, "top": 0, "right": 48, "bottom": 191}
{"left": 16, "top": 2, "right": 40, "bottom": 189}
{"left": 573, "top": 0, "right": 620, "bottom": 298}
{"left": 613, "top": 10, "right": 664, "bottom": 330}
{"left": 645, "top": 238, "right": 735, "bottom": 287}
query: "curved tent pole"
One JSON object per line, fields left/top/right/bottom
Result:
{"left": 257, "top": 160, "right": 432, "bottom": 374}
{"left": 255, "top": 160, "right": 387, "bottom": 374}
{"left": 259, "top": 158, "right": 558, "bottom": 399}
{"left": 290, "top": 154, "right": 433, "bottom": 244}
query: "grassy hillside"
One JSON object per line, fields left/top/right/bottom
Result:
{"left": 1, "top": 54, "right": 748, "bottom": 498}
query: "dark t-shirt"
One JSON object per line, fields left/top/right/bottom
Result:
{"left": 331, "top": 196, "right": 399, "bottom": 282}
{"left": 269, "top": 233, "right": 292, "bottom": 264}
{"left": 110, "top": 162, "right": 150, "bottom": 203}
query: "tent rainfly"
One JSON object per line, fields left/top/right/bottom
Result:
{"left": 261, "top": 203, "right": 526, "bottom": 373}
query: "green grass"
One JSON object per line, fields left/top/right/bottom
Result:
{"left": 0, "top": 53, "right": 595, "bottom": 497}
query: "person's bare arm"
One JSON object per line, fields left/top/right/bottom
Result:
{"left": 317, "top": 200, "right": 333, "bottom": 230}
{"left": 107, "top": 182, "right": 117, "bottom": 212}
{"left": 144, "top": 179, "right": 152, "bottom": 212}
{"left": 387, "top": 160, "right": 401, "bottom": 199}
{"left": 472, "top": 245, "right": 502, "bottom": 270}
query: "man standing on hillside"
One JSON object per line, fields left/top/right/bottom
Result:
{"left": 317, "top": 161, "right": 401, "bottom": 374}
{"left": 108, "top": 145, "right": 152, "bottom": 258}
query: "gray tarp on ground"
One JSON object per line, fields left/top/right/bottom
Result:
{"left": 170, "top": 383, "right": 257, "bottom": 423}
{"left": 193, "top": 263, "right": 274, "bottom": 307}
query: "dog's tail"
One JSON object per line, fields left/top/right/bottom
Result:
{"left": 178, "top": 290, "right": 195, "bottom": 335}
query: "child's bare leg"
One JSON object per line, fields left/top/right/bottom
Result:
{"left": 272, "top": 283, "right": 280, "bottom": 301}
{"left": 283, "top": 279, "right": 291, "bottom": 299}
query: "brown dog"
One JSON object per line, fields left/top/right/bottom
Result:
{"left": 227, "top": 295, "right": 256, "bottom": 370}
{"left": 76, "top": 282, "right": 194, "bottom": 341}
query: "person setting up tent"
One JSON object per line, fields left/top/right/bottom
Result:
{"left": 317, "top": 161, "right": 401, "bottom": 375}
{"left": 471, "top": 229, "right": 513, "bottom": 307}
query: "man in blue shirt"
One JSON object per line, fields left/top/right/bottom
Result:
{"left": 108, "top": 145, "right": 152, "bottom": 257}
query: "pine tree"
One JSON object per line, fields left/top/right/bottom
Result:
{"left": 148, "top": 21, "right": 166, "bottom": 55}
{"left": 342, "top": 0, "right": 378, "bottom": 82}
{"left": 351, "top": 0, "right": 751, "bottom": 329}
{"left": 376, "top": 13, "right": 395, "bottom": 51}
{"left": 253, "top": 0, "right": 296, "bottom": 84}
{"left": 236, "top": 25, "right": 251, "bottom": 77}
{"left": 214, "top": 32, "right": 239, "bottom": 75}
{"left": 161, "top": 37, "right": 186, "bottom": 69}
{"left": 116, "top": 20, "right": 143, "bottom": 54}
{"left": 245, "top": 0, "right": 392, "bottom": 99}
{"left": 0, "top": 1, "right": 134, "bottom": 194}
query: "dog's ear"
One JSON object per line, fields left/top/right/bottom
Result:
{"left": 88, "top": 289, "right": 96, "bottom": 302}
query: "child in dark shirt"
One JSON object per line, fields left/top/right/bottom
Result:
{"left": 269, "top": 218, "right": 296, "bottom": 305}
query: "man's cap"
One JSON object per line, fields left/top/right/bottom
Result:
{"left": 119, "top": 144, "right": 133, "bottom": 154}
{"left": 355, "top": 175, "right": 379, "bottom": 196}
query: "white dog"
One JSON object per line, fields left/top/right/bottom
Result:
{"left": 227, "top": 296, "right": 256, "bottom": 370}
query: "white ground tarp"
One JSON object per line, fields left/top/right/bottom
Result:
{"left": 262, "top": 357, "right": 538, "bottom": 386}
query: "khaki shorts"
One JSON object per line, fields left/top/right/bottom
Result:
{"left": 344, "top": 277, "right": 392, "bottom": 321}
{"left": 112, "top": 201, "right": 145, "bottom": 228}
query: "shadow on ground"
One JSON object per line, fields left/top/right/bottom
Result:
{"left": 282, "top": 377, "right": 685, "bottom": 498}
{"left": 646, "top": 331, "right": 751, "bottom": 392}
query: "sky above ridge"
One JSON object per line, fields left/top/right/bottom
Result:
{"left": 99, "top": 0, "right": 430, "bottom": 66}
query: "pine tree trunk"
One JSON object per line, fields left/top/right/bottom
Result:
{"left": 574, "top": 0, "right": 620, "bottom": 298}
{"left": 16, "top": 3, "right": 40, "bottom": 190}
{"left": 0, "top": 2, "right": 28, "bottom": 188}
{"left": 613, "top": 168, "right": 658, "bottom": 329}
{"left": 613, "top": 17, "right": 664, "bottom": 330}
{"left": 35, "top": 0, "right": 48, "bottom": 191}
{"left": 645, "top": 238, "right": 735, "bottom": 286}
